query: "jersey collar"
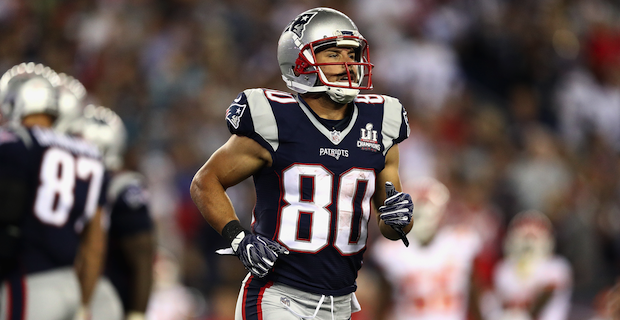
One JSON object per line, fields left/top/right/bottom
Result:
{"left": 296, "top": 95, "right": 359, "bottom": 145}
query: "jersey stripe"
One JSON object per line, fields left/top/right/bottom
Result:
{"left": 245, "top": 89, "right": 279, "bottom": 151}
{"left": 242, "top": 275, "right": 273, "bottom": 320}
{"left": 6, "top": 274, "right": 26, "bottom": 320}
{"left": 381, "top": 96, "right": 405, "bottom": 155}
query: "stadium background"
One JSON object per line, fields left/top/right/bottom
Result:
{"left": 1, "top": 0, "right": 619, "bottom": 318}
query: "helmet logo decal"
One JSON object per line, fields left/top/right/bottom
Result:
{"left": 286, "top": 12, "right": 318, "bottom": 38}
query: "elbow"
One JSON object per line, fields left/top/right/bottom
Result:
{"left": 190, "top": 168, "right": 220, "bottom": 207}
{"left": 190, "top": 171, "right": 205, "bottom": 204}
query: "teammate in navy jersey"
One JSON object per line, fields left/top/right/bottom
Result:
{"left": 190, "top": 7, "right": 414, "bottom": 319}
{"left": 0, "top": 65, "right": 107, "bottom": 320}
{"left": 79, "top": 105, "right": 155, "bottom": 320}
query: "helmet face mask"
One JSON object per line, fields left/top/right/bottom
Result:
{"left": 278, "top": 8, "right": 373, "bottom": 104}
{"left": 293, "top": 36, "right": 372, "bottom": 90}
{"left": 504, "top": 210, "right": 555, "bottom": 269}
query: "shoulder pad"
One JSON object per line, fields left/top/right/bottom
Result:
{"left": 354, "top": 94, "right": 386, "bottom": 105}
{"left": 225, "top": 88, "right": 294, "bottom": 152}
{"left": 107, "top": 171, "right": 147, "bottom": 205}
{"left": 443, "top": 225, "right": 483, "bottom": 253}
{"left": 0, "top": 124, "right": 32, "bottom": 149}
{"left": 378, "top": 95, "right": 410, "bottom": 155}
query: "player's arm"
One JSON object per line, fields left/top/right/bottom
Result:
{"left": 120, "top": 230, "right": 155, "bottom": 317}
{"left": 529, "top": 285, "right": 554, "bottom": 318}
{"left": 468, "top": 270, "right": 484, "bottom": 320}
{"left": 191, "top": 134, "right": 288, "bottom": 278}
{"left": 190, "top": 134, "right": 271, "bottom": 233}
{"left": 373, "top": 145, "right": 413, "bottom": 240}
{"left": 75, "top": 206, "right": 106, "bottom": 306}
{"left": 0, "top": 142, "right": 29, "bottom": 272}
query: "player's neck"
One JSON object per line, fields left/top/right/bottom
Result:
{"left": 22, "top": 114, "right": 54, "bottom": 128}
{"left": 301, "top": 93, "right": 349, "bottom": 120}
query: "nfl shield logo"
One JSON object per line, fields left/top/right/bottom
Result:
{"left": 330, "top": 130, "right": 341, "bottom": 144}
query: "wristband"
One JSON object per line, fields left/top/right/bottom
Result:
{"left": 221, "top": 220, "right": 247, "bottom": 244}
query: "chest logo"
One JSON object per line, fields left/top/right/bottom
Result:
{"left": 320, "top": 148, "right": 349, "bottom": 160}
{"left": 330, "top": 130, "right": 342, "bottom": 144}
{"left": 357, "top": 123, "right": 380, "bottom": 152}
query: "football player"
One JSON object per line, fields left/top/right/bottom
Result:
{"left": 486, "top": 210, "right": 572, "bottom": 320}
{"left": 371, "top": 177, "right": 484, "bottom": 320}
{"left": 0, "top": 63, "right": 107, "bottom": 320}
{"left": 77, "top": 105, "right": 155, "bottom": 320}
{"left": 190, "top": 7, "right": 414, "bottom": 319}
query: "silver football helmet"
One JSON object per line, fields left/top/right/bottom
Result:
{"left": 0, "top": 62, "right": 60, "bottom": 123}
{"left": 405, "top": 177, "right": 450, "bottom": 244}
{"left": 54, "top": 73, "right": 87, "bottom": 134}
{"left": 277, "top": 7, "right": 373, "bottom": 104}
{"left": 80, "top": 105, "right": 127, "bottom": 171}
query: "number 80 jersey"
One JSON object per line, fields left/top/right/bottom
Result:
{"left": 226, "top": 89, "right": 410, "bottom": 295}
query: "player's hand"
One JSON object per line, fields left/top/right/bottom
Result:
{"left": 230, "top": 231, "right": 289, "bottom": 278}
{"left": 379, "top": 182, "right": 414, "bottom": 246}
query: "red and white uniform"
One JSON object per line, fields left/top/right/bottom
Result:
{"left": 371, "top": 225, "right": 482, "bottom": 320}
{"left": 492, "top": 257, "right": 572, "bottom": 320}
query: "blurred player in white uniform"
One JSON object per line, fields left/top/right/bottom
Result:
{"left": 371, "top": 177, "right": 484, "bottom": 320}
{"left": 485, "top": 210, "right": 572, "bottom": 320}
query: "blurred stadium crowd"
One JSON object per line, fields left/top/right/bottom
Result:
{"left": 1, "top": 0, "right": 620, "bottom": 319}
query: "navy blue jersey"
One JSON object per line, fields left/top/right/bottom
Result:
{"left": 225, "top": 89, "right": 410, "bottom": 295}
{"left": 0, "top": 125, "right": 105, "bottom": 275}
{"left": 104, "top": 171, "right": 153, "bottom": 310}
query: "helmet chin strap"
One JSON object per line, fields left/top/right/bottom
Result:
{"left": 326, "top": 87, "right": 359, "bottom": 104}
{"left": 317, "top": 68, "right": 360, "bottom": 104}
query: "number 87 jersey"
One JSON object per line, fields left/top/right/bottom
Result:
{"left": 226, "top": 88, "right": 410, "bottom": 296}
{"left": 0, "top": 125, "right": 106, "bottom": 276}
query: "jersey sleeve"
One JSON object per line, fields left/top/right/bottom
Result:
{"left": 549, "top": 257, "right": 573, "bottom": 290}
{"left": 225, "top": 89, "right": 280, "bottom": 153}
{"left": 381, "top": 96, "right": 410, "bottom": 155}
{"left": 107, "top": 172, "right": 153, "bottom": 237}
{"left": 0, "top": 128, "right": 32, "bottom": 221}
{"left": 0, "top": 128, "right": 31, "bottom": 180}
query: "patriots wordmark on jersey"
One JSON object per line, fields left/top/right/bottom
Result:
{"left": 225, "top": 88, "right": 410, "bottom": 295}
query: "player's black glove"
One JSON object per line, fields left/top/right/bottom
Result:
{"left": 217, "top": 220, "right": 289, "bottom": 278}
{"left": 378, "top": 182, "right": 414, "bottom": 247}
{"left": 232, "top": 230, "right": 289, "bottom": 277}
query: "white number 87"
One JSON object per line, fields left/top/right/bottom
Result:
{"left": 34, "top": 148, "right": 104, "bottom": 227}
